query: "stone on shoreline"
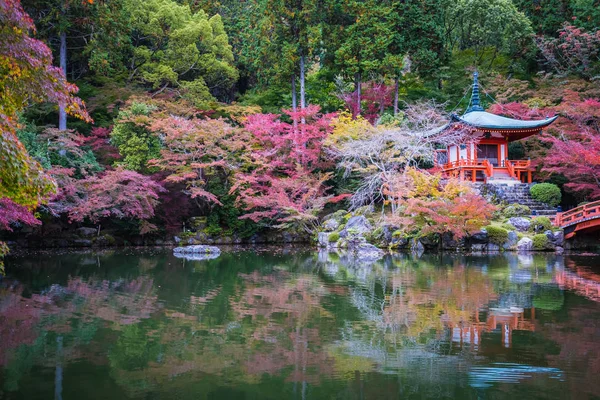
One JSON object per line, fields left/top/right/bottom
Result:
{"left": 173, "top": 245, "right": 221, "bottom": 257}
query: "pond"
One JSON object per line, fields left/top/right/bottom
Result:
{"left": 0, "top": 249, "right": 599, "bottom": 400}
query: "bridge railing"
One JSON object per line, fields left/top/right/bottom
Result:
{"left": 554, "top": 200, "right": 600, "bottom": 227}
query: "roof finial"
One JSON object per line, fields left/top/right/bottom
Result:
{"left": 468, "top": 71, "right": 484, "bottom": 113}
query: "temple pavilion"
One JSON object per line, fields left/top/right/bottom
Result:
{"left": 434, "top": 72, "right": 558, "bottom": 183}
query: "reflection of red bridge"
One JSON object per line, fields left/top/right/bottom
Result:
{"left": 554, "top": 200, "right": 600, "bottom": 239}
{"left": 555, "top": 268, "right": 600, "bottom": 302}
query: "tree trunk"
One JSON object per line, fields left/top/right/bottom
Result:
{"left": 299, "top": 54, "right": 306, "bottom": 110}
{"left": 394, "top": 76, "right": 399, "bottom": 116}
{"left": 291, "top": 74, "right": 298, "bottom": 112}
{"left": 355, "top": 72, "right": 361, "bottom": 117}
{"left": 59, "top": 31, "right": 67, "bottom": 131}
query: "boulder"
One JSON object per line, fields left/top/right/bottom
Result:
{"left": 344, "top": 216, "right": 373, "bottom": 234}
{"left": 76, "top": 227, "right": 98, "bottom": 238}
{"left": 72, "top": 239, "right": 93, "bottom": 247}
{"left": 322, "top": 219, "right": 340, "bottom": 232}
{"left": 471, "top": 230, "right": 488, "bottom": 243}
{"left": 390, "top": 235, "right": 409, "bottom": 249}
{"left": 354, "top": 243, "right": 385, "bottom": 262}
{"left": 517, "top": 237, "right": 533, "bottom": 252}
{"left": 471, "top": 243, "right": 487, "bottom": 252}
{"left": 509, "top": 217, "right": 531, "bottom": 232}
{"left": 410, "top": 239, "right": 425, "bottom": 254}
{"left": 547, "top": 230, "right": 564, "bottom": 246}
{"left": 503, "top": 231, "right": 519, "bottom": 249}
{"left": 487, "top": 243, "right": 501, "bottom": 252}
{"left": 318, "top": 232, "right": 331, "bottom": 248}
{"left": 173, "top": 245, "right": 221, "bottom": 255}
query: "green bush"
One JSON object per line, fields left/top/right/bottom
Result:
{"left": 501, "top": 222, "right": 516, "bottom": 231}
{"left": 485, "top": 226, "right": 509, "bottom": 245}
{"left": 533, "top": 234, "right": 549, "bottom": 250}
{"left": 530, "top": 216, "right": 553, "bottom": 232}
{"left": 503, "top": 204, "right": 531, "bottom": 218}
{"left": 328, "top": 232, "right": 340, "bottom": 243}
{"left": 530, "top": 183, "right": 561, "bottom": 207}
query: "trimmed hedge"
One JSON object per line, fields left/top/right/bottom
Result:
{"left": 530, "top": 183, "right": 561, "bottom": 207}
{"left": 533, "top": 234, "right": 549, "bottom": 250}
{"left": 485, "top": 226, "right": 509, "bottom": 245}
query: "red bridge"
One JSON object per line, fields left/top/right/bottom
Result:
{"left": 554, "top": 200, "right": 600, "bottom": 239}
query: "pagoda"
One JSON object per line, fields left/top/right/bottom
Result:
{"left": 434, "top": 72, "right": 558, "bottom": 183}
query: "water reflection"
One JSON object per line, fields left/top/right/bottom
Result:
{"left": 0, "top": 250, "right": 599, "bottom": 399}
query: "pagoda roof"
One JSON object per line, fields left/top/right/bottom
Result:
{"left": 451, "top": 111, "right": 558, "bottom": 132}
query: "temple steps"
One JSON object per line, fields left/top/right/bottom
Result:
{"left": 473, "top": 183, "right": 558, "bottom": 218}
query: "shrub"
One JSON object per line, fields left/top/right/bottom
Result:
{"left": 503, "top": 204, "right": 531, "bottom": 218}
{"left": 328, "top": 232, "right": 340, "bottom": 242}
{"left": 501, "top": 222, "right": 516, "bottom": 231}
{"left": 530, "top": 216, "right": 553, "bottom": 233}
{"left": 530, "top": 183, "right": 561, "bottom": 207}
{"left": 485, "top": 226, "right": 509, "bottom": 245}
{"left": 533, "top": 234, "right": 549, "bottom": 250}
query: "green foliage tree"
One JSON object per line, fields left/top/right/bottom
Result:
{"left": 530, "top": 183, "right": 562, "bottom": 207}
{"left": 125, "top": 0, "right": 238, "bottom": 104}
{"left": 110, "top": 102, "right": 161, "bottom": 172}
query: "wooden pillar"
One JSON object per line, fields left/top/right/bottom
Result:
{"left": 527, "top": 171, "right": 532, "bottom": 183}
{"left": 472, "top": 169, "right": 476, "bottom": 182}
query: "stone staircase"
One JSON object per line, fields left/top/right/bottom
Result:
{"left": 475, "top": 182, "right": 558, "bottom": 217}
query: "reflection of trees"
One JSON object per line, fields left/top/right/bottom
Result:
{"left": 1, "top": 249, "right": 599, "bottom": 398}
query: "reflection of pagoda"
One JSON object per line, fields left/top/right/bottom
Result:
{"left": 448, "top": 306, "right": 536, "bottom": 349}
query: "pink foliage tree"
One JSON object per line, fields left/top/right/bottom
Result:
{"left": 148, "top": 117, "right": 249, "bottom": 206}
{"left": 339, "top": 81, "right": 395, "bottom": 123}
{"left": 489, "top": 91, "right": 600, "bottom": 200}
{"left": 233, "top": 106, "right": 340, "bottom": 234}
{"left": 68, "top": 168, "right": 165, "bottom": 234}
{"left": 83, "top": 127, "right": 121, "bottom": 165}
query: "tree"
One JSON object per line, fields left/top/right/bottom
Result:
{"left": 443, "top": 0, "right": 534, "bottom": 69}
{"left": 110, "top": 102, "right": 161, "bottom": 172}
{"left": 233, "top": 106, "right": 339, "bottom": 234}
{"left": 68, "top": 168, "right": 165, "bottom": 234}
{"left": 148, "top": 116, "right": 250, "bottom": 206}
{"left": 329, "top": 101, "right": 468, "bottom": 211}
{"left": 391, "top": 168, "right": 496, "bottom": 239}
{"left": 125, "top": 0, "right": 238, "bottom": 103}
{"left": 1, "top": 0, "right": 90, "bottom": 268}
{"left": 537, "top": 24, "right": 600, "bottom": 79}
{"left": 334, "top": 0, "right": 393, "bottom": 115}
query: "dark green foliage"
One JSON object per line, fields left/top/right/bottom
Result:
{"left": 532, "top": 233, "right": 549, "bottom": 250}
{"left": 530, "top": 183, "right": 562, "bottom": 207}
{"left": 485, "top": 225, "right": 509, "bottom": 245}
{"left": 530, "top": 216, "right": 553, "bottom": 233}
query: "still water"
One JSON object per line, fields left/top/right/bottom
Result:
{"left": 0, "top": 248, "right": 599, "bottom": 400}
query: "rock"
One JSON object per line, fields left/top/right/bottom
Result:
{"left": 471, "top": 243, "right": 487, "bottom": 252}
{"left": 487, "top": 243, "right": 500, "bottom": 252}
{"left": 322, "top": 218, "right": 340, "bottom": 232}
{"left": 471, "top": 230, "right": 488, "bottom": 243}
{"left": 503, "top": 231, "right": 519, "bottom": 249}
{"left": 174, "top": 236, "right": 182, "bottom": 244}
{"left": 390, "top": 235, "right": 409, "bottom": 249}
{"left": 382, "top": 225, "right": 400, "bottom": 244}
{"left": 354, "top": 243, "right": 384, "bottom": 261}
{"left": 173, "top": 245, "right": 221, "bottom": 255}
{"left": 555, "top": 246, "right": 564, "bottom": 254}
{"left": 318, "top": 232, "right": 331, "bottom": 248}
{"left": 509, "top": 217, "right": 531, "bottom": 232}
{"left": 72, "top": 239, "right": 93, "bottom": 247}
{"left": 344, "top": 216, "right": 373, "bottom": 234}
{"left": 441, "top": 232, "right": 459, "bottom": 250}
{"left": 95, "top": 234, "right": 115, "bottom": 247}
{"left": 173, "top": 252, "right": 221, "bottom": 261}
{"left": 410, "top": 239, "right": 425, "bottom": 253}
{"left": 419, "top": 235, "right": 439, "bottom": 250}
{"left": 76, "top": 227, "right": 98, "bottom": 238}
{"left": 548, "top": 230, "right": 564, "bottom": 246}
{"left": 517, "top": 237, "right": 533, "bottom": 252}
